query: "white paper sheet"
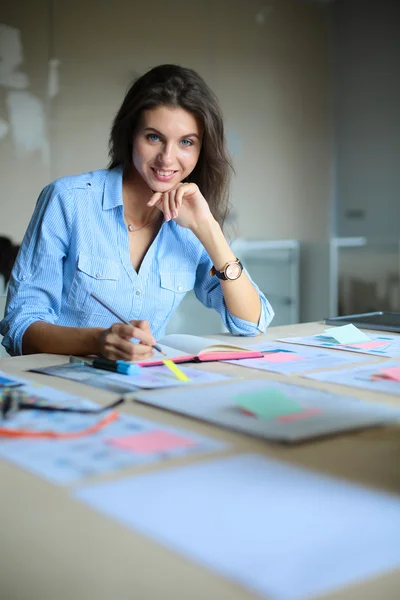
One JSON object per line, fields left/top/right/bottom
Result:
{"left": 74, "top": 454, "right": 400, "bottom": 600}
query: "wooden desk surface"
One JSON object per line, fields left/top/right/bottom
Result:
{"left": 1, "top": 322, "right": 399, "bottom": 600}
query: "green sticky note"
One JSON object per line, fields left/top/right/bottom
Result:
{"left": 234, "top": 388, "right": 303, "bottom": 419}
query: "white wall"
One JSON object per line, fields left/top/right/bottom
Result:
{"left": 0, "top": 0, "right": 333, "bottom": 244}
{"left": 0, "top": 2, "right": 51, "bottom": 240}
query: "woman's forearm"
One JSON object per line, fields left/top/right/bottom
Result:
{"left": 22, "top": 321, "right": 104, "bottom": 355}
{"left": 191, "top": 217, "right": 262, "bottom": 324}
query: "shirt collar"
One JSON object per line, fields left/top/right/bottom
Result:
{"left": 103, "top": 165, "right": 124, "bottom": 210}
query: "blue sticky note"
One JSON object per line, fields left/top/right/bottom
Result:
{"left": 0, "top": 376, "right": 21, "bottom": 388}
{"left": 323, "top": 324, "right": 370, "bottom": 345}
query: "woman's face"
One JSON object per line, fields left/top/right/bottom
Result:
{"left": 132, "top": 105, "right": 203, "bottom": 192}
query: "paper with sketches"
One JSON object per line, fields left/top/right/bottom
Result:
{"left": 0, "top": 385, "right": 227, "bottom": 484}
{"left": 30, "top": 361, "right": 230, "bottom": 394}
{"left": 74, "top": 454, "right": 400, "bottom": 600}
{"left": 224, "top": 342, "right": 368, "bottom": 375}
{"left": 278, "top": 333, "right": 400, "bottom": 357}
{"left": 106, "top": 364, "right": 230, "bottom": 389}
{"left": 304, "top": 360, "right": 400, "bottom": 396}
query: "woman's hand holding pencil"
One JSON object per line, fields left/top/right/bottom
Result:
{"left": 91, "top": 293, "right": 166, "bottom": 362}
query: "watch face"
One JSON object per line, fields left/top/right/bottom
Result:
{"left": 225, "top": 262, "right": 242, "bottom": 280}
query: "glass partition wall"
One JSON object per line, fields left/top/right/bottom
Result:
{"left": 337, "top": 237, "right": 400, "bottom": 316}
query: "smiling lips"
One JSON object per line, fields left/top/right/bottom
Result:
{"left": 151, "top": 168, "right": 178, "bottom": 182}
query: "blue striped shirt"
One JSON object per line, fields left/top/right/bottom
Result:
{"left": 0, "top": 167, "right": 274, "bottom": 356}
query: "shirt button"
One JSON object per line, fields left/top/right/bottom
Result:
{"left": 136, "top": 289, "right": 141, "bottom": 296}
{"left": 96, "top": 272, "right": 102, "bottom": 278}
{"left": 177, "top": 284, "right": 183, "bottom": 292}
{"left": 21, "top": 275, "right": 26, "bottom": 281}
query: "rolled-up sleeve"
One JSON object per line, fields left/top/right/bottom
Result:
{"left": 193, "top": 249, "right": 274, "bottom": 336}
{"left": 0, "top": 182, "right": 74, "bottom": 356}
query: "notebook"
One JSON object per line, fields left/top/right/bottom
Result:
{"left": 138, "top": 334, "right": 263, "bottom": 366}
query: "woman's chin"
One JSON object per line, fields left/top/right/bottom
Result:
{"left": 149, "top": 181, "right": 179, "bottom": 194}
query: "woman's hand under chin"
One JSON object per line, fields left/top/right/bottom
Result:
{"left": 147, "top": 182, "right": 214, "bottom": 230}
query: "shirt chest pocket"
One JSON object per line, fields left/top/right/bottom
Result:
{"left": 156, "top": 270, "right": 196, "bottom": 322}
{"left": 67, "top": 253, "right": 120, "bottom": 314}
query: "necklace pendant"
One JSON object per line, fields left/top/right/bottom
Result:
{"left": 128, "top": 224, "right": 134, "bottom": 232}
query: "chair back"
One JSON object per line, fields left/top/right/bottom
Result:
{"left": 0, "top": 294, "right": 8, "bottom": 357}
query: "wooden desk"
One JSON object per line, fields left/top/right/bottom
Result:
{"left": 1, "top": 322, "right": 400, "bottom": 600}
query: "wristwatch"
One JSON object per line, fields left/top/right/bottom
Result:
{"left": 210, "top": 258, "right": 243, "bottom": 281}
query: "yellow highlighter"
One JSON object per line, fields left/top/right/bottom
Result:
{"left": 162, "top": 360, "right": 190, "bottom": 382}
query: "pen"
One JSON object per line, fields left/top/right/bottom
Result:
{"left": 90, "top": 292, "right": 166, "bottom": 355}
{"left": 92, "top": 358, "right": 142, "bottom": 376}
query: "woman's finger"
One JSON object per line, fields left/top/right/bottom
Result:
{"left": 169, "top": 189, "right": 178, "bottom": 219}
{"left": 103, "top": 344, "right": 131, "bottom": 361}
{"left": 175, "top": 185, "right": 186, "bottom": 211}
{"left": 134, "top": 319, "right": 152, "bottom": 333}
{"left": 162, "top": 192, "right": 171, "bottom": 220}
{"left": 102, "top": 337, "right": 133, "bottom": 361}
{"left": 105, "top": 332, "right": 154, "bottom": 359}
{"left": 110, "top": 323, "right": 134, "bottom": 337}
{"left": 147, "top": 191, "right": 163, "bottom": 207}
{"left": 130, "top": 325, "right": 156, "bottom": 347}
{"left": 104, "top": 342, "right": 154, "bottom": 362}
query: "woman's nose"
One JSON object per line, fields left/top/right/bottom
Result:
{"left": 158, "top": 143, "right": 175, "bottom": 166}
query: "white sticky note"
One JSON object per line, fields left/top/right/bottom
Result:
{"left": 323, "top": 324, "right": 370, "bottom": 344}
{"left": 74, "top": 454, "right": 400, "bottom": 600}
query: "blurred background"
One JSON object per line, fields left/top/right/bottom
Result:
{"left": 0, "top": 0, "right": 399, "bottom": 340}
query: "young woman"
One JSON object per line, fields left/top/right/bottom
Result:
{"left": 1, "top": 64, "right": 274, "bottom": 359}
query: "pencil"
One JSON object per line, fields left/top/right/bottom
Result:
{"left": 90, "top": 292, "right": 166, "bottom": 355}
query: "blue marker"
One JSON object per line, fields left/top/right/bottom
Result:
{"left": 92, "top": 358, "right": 142, "bottom": 376}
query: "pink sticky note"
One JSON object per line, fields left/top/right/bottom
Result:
{"left": 377, "top": 366, "right": 400, "bottom": 382}
{"left": 107, "top": 430, "right": 197, "bottom": 454}
{"left": 276, "top": 408, "right": 322, "bottom": 422}
{"left": 343, "top": 341, "right": 389, "bottom": 349}
{"left": 262, "top": 352, "right": 303, "bottom": 363}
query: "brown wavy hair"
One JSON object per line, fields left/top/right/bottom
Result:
{"left": 108, "top": 64, "right": 233, "bottom": 228}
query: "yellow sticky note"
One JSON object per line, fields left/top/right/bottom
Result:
{"left": 162, "top": 360, "right": 190, "bottom": 382}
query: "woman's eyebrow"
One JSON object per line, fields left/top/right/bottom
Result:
{"left": 143, "top": 127, "right": 200, "bottom": 140}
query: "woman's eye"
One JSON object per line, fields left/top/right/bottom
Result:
{"left": 147, "top": 134, "right": 159, "bottom": 142}
{"left": 180, "top": 139, "right": 193, "bottom": 147}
